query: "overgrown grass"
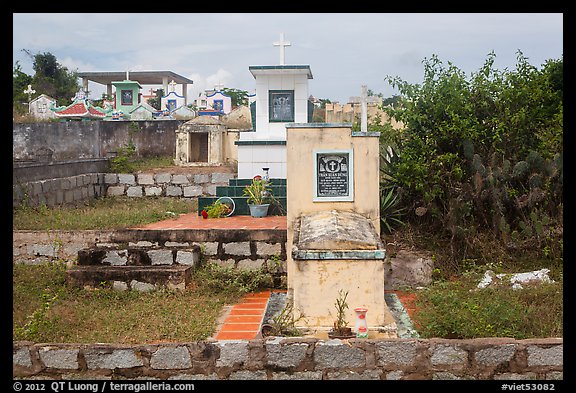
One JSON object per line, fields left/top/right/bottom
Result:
{"left": 13, "top": 261, "right": 272, "bottom": 344}
{"left": 413, "top": 271, "right": 563, "bottom": 339}
{"left": 128, "top": 155, "right": 176, "bottom": 173}
{"left": 13, "top": 196, "right": 197, "bottom": 230}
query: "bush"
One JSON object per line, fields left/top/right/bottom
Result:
{"left": 381, "top": 51, "right": 563, "bottom": 263}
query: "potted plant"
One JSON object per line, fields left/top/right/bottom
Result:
{"left": 328, "top": 290, "right": 355, "bottom": 339}
{"left": 202, "top": 197, "right": 234, "bottom": 219}
{"left": 243, "top": 177, "right": 273, "bottom": 218}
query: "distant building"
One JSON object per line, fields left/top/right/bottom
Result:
{"left": 195, "top": 86, "right": 232, "bottom": 116}
{"left": 129, "top": 103, "right": 158, "bottom": 120}
{"left": 51, "top": 94, "right": 109, "bottom": 120}
{"left": 29, "top": 94, "right": 57, "bottom": 121}
{"left": 112, "top": 79, "right": 143, "bottom": 116}
{"left": 324, "top": 96, "right": 403, "bottom": 129}
{"left": 161, "top": 80, "right": 186, "bottom": 112}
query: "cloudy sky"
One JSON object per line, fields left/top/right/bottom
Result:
{"left": 13, "top": 13, "right": 563, "bottom": 103}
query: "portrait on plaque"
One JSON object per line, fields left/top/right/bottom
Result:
{"left": 269, "top": 90, "right": 294, "bottom": 122}
{"left": 313, "top": 150, "right": 354, "bottom": 202}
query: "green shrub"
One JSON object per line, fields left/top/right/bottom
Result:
{"left": 194, "top": 262, "right": 273, "bottom": 295}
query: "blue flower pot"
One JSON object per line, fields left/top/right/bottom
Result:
{"left": 248, "top": 204, "right": 270, "bottom": 218}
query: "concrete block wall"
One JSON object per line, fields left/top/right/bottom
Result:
{"left": 13, "top": 338, "right": 563, "bottom": 380}
{"left": 13, "top": 172, "right": 236, "bottom": 208}
{"left": 103, "top": 172, "right": 235, "bottom": 199}
{"left": 13, "top": 173, "right": 107, "bottom": 208}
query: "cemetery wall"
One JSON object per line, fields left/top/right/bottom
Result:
{"left": 12, "top": 171, "right": 235, "bottom": 209}
{"left": 324, "top": 102, "right": 402, "bottom": 127}
{"left": 13, "top": 159, "right": 110, "bottom": 183}
{"left": 13, "top": 338, "right": 563, "bottom": 380}
{"left": 13, "top": 120, "right": 183, "bottom": 162}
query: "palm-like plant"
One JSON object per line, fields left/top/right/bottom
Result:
{"left": 380, "top": 185, "right": 407, "bottom": 234}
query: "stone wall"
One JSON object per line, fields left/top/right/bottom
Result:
{"left": 104, "top": 172, "right": 235, "bottom": 199}
{"left": 13, "top": 173, "right": 107, "bottom": 208}
{"left": 13, "top": 230, "right": 287, "bottom": 275}
{"left": 13, "top": 120, "right": 182, "bottom": 162}
{"left": 13, "top": 337, "right": 563, "bottom": 380}
{"left": 13, "top": 172, "right": 235, "bottom": 208}
{"left": 13, "top": 158, "right": 110, "bottom": 183}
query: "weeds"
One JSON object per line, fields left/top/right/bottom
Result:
{"left": 193, "top": 262, "right": 273, "bottom": 295}
{"left": 263, "top": 300, "right": 303, "bottom": 337}
{"left": 13, "top": 197, "right": 196, "bottom": 230}
{"left": 413, "top": 273, "right": 563, "bottom": 339}
{"left": 13, "top": 261, "right": 267, "bottom": 344}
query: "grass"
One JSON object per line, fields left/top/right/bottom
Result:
{"left": 385, "top": 224, "right": 563, "bottom": 339}
{"left": 13, "top": 196, "right": 197, "bottom": 230}
{"left": 12, "top": 196, "right": 563, "bottom": 342}
{"left": 13, "top": 261, "right": 272, "bottom": 344}
{"left": 115, "top": 155, "right": 176, "bottom": 174}
{"left": 413, "top": 271, "right": 563, "bottom": 339}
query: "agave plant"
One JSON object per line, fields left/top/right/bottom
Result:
{"left": 380, "top": 185, "right": 407, "bottom": 234}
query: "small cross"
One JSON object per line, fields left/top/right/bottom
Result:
{"left": 24, "top": 84, "right": 35, "bottom": 98}
{"left": 214, "top": 82, "right": 225, "bottom": 91}
{"left": 24, "top": 84, "right": 36, "bottom": 112}
{"left": 168, "top": 80, "right": 177, "bottom": 92}
{"left": 273, "top": 33, "right": 291, "bottom": 65}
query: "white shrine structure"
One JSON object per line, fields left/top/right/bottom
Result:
{"left": 236, "top": 33, "right": 313, "bottom": 179}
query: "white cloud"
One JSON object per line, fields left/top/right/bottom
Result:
{"left": 13, "top": 13, "right": 563, "bottom": 103}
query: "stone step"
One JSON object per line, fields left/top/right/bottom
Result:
{"left": 229, "top": 178, "right": 286, "bottom": 186}
{"left": 198, "top": 196, "right": 287, "bottom": 216}
{"left": 216, "top": 184, "right": 286, "bottom": 197}
{"left": 66, "top": 265, "right": 193, "bottom": 291}
{"left": 77, "top": 246, "right": 200, "bottom": 267}
{"left": 199, "top": 178, "right": 287, "bottom": 216}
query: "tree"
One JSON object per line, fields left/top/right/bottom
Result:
{"left": 382, "top": 51, "right": 563, "bottom": 259}
{"left": 20, "top": 50, "right": 80, "bottom": 106}
{"left": 13, "top": 61, "right": 33, "bottom": 115}
{"left": 221, "top": 88, "right": 248, "bottom": 108}
{"left": 147, "top": 89, "right": 164, "bottom": 110}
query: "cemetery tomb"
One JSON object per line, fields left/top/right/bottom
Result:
{"left": 286, "top": 121, "right": 396, "bottom": 336}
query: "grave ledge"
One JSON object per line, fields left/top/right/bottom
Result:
{"left": 292, "top": 249, "right": 385, "bottom": 260}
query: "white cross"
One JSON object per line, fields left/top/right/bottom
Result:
{"left": 273, "top": 33, "right": 291, "bottom": 65}
{"left": 24, "top": 85, "right": 36, "bottom": 113}
{"left": 168, "top": 80, "right": 177, "bottom": 92}
{"left": 24, "top": 84, "right": 35, "bottom": 98}
{"left": 214, "top": 82, "right": 225, "bottom": 91}
{"left": 360, "top": 85, "right": 368, "bottom": 133}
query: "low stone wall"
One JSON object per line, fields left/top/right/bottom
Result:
{"left": 13, "top": 173, "right": 107, "bottom": 208}
{"left": 103, "top": 172, "right": 235, "bottom": 199}
{"left": 13, "top": 171, "right": 236, "bottom": 208}
{"left": 13, "top": 230, "right": 287, "bottom": 276}
{"left": 13, "top": 338, "right": 563, "bottom": 380}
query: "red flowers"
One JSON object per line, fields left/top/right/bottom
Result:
{"left": 201, "top": 210, "right": 208, "bottom": 219}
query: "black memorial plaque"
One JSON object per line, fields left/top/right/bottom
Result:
{"left": 316, "top": 153, "right": 350, "bottom": 197}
